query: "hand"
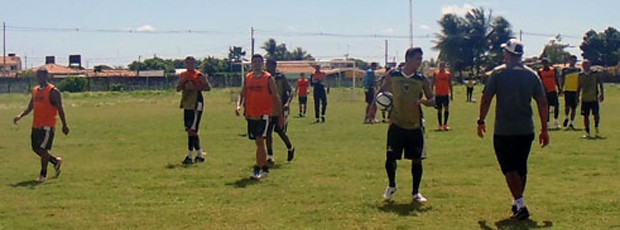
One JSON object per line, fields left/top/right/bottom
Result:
{"left": 450, "top": 95, "right": 454, "bottom": 101}
{"left": 62, "top": 125, "right": 70, "bottom": 135}
{"left": 599, "top": 94, "right": 604, "bottom": 102}
{"left": 539, "top": 130, "right": 549, "bottom": 147}
{"left": 13, "top": 115, "right": 21, "bottom": 124}
{"left": 477, "top": 124, "right": 486, "bottom": 138}
{"left": 235, "top": 106, "right": 241, "bottom": 116}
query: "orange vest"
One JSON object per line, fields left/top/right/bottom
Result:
{"left": 244, "top": 71, "right": 273, "bottom": 117}
{"left": 32, "top": 84, "right": 58, "bottom": 128}
{"left": 434, "top": 70, "right": 451, "bottom": 95}
{"left": 180, "top": 69, "right": 202, "bottom": 83}
{"left": 297, "top": 78, "right": 309, "bottom": 96}
{"left": 538, "top": 67, "right": 557, "bottom": 93}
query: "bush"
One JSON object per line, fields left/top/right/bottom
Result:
{"left": 57, "top": 77, "right": 88, "bottom": 92}
{"left": 110, "top": 83, "right": 125, "bottom": 91}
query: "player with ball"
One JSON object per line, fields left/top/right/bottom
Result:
{"left": 368, "top": 47, "right": 435, "bottom": 203}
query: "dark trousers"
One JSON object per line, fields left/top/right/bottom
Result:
{"left": 313, "top": 90, "right": 327, "bottom": 118}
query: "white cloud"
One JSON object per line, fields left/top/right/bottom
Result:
{"left": 419, "top": 24, "right": 430, "bottom": 30}
{"left": 441, "top": 4, "right": 475, "bottom": 16}
{"left": 136, "top": 25, "right": 155, "bottom": 32}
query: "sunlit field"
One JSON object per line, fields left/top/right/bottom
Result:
{"left": 1, "top": 85, "right": 619, "bottom": 229}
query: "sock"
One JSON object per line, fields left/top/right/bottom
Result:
{"left": 437, "top": 111, "right": 442, "bottom": 126}
{"left": 196, "top": 150, "right": 204, "bottom": 158}
{"left": 515, "top": 197, "right": 525, "bottom": 209}
{"left": 267, "top": 148, "right": 274, "bottom": 157}
{"left": 443, "top": 111, "right": 449, "bottom": 125}
{"left": 411, "top": 162, "right": 423, "bottom": 194}
{"left": 385, "top": 160, "right": 397, "bottom": 187}
{"left": 261, "top": 165, "right": 269, "bottom": 173}
{"left": 40, "top": 169, "right": 47, "bottom": 177}
{"left": 192, "top": 136, "right": 201, "bottom": 151}
{"left": 186, "top": 151, "right": 193, "bottom": 158}
{"left": 49, "top": 155, "right": 58, "bottom": 166}
{"left": 188, "top": 136, "right": 194, "bottom": 151}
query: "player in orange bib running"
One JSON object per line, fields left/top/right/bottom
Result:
{"left": 537, "top": 58, "right": 561, "bottom": 129}
{"left": 432, "top": 61, "right": 453, "bottom": 131}
{"left": 294, "top": 73, "right": 310, "bottom": 117}
{"left": 14, "top": 68, "right": 70, "bottom": 183}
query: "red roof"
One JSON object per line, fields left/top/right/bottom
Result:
{"left": 0, "top": 56, "right": 21, "bottom": 66}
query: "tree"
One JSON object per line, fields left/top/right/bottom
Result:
{"left": 433, "top": 14, "right": 471, "bottom": 74}
{"left": 580, "top": 27, "right": 620, "bottom": 66}
{"left": 262, "top": 39, "right": 278, "bottom": 60}
{"left": 262, "top": 38, "right": 314, "bottom": 61}
{"left": 200, "top": 56, "right": 229, "bottom": 76}
{"left": 540, "top": 40, "right": 572, "bottom": 65}
{"left": 289, "top": 47, "right": 314, "bottom": 60}
{"left": 128, "top": 56, "right": 175, "bottom": 75}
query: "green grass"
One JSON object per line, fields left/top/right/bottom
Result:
{"left": 1, "top": 85, "right": 619, "bottom": 229}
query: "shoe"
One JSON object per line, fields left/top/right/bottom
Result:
{"left": 437, "top": 125, "right": 443, "bottom": 131}
{"left": 512, "top": 207, "right": 530, "bottom": 220}
{"left": 381, "top": 119, "right": 387, "bottom": 123}
{"left": 261, "top": 165, "right": 270, "bottom": 177}
{"left": 315, "top": 119, "right": 320, "bottom": 123}
{"left": 383, "top": 187, "right": 397, "bottom": 201}
{"left": 182, "top": 156, "right": 193, "bottom": 165}
{"left": 287, "top": 148, "right": 295, "bottom": 162}
{"left": 511, "top": 205, "right": 517, "bottom": 214}
{"left": 443, "top": 125, "right": 450, "bottom": 131}
{"left": 194, "top": 156, "right": 205, "bottom": 163}
{"left": 321, "top": 116, "right": 325, "bottom": 123}
{"left": 299, "top": 113, "right": 303, "bottom": 117}
{"left": 267, "top": 155, "right": 275, "bottom": 165}
{"left": 54, "top": 157, "right": 62, "bottom": 178}
{"left": 582, "top": 133, "right": 592, "bottom": 139}
{"left": 413, "top": 193, "right": 428, "bottom": 203}
{"left": 37, "top": 175, "right": 47, "bottom": 183}
{"left": 553, "top": 120, "right": 560, "bottom": 129}
{"left": 568, "top": 124, "right": 576, "bottom": 130}
{"left": 563, "top": 119, "right": 569, "bottom": 128}
{"left": 250, "top": 166, "right": 262, "bottom": 180}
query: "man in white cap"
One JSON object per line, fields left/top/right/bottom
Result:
{"left": 477, "top": 38, "right": 549, "bottom": 220}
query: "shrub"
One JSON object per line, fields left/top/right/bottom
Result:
{"left": 57, "top": 77, "right": 88, "bottom": 92}
{"left": 110, "top": 83, "right": 125, "bottom": 91}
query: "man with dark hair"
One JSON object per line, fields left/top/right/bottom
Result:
{"left": 265, "top": 59, "right": 295, "bottom": 164}
{"left": 176, "top": 56, "right": 211, "bottom": 165}
{"left": 560, "top": 55, "right": 580, "bottom": 130}
{"left": 578, "top": 59, "right": 604, "bottom": 138}
{"left": 236, "top": 54, "right": 283, "bottom": 179}
{"left": 537, "top": 58, "right": 561, "bottom": 129}
{"left": 14, "top": 68, "right": 70, "bottom": 183}
{"left": 369, "top": 47, "right": 435, "bottom": 203}
{"left": 478, "top": 38, "right": 549, "bottom": 220}
{"left": 364, "top": 62, "right": 378, "bottom": 123}
{"left": 432, "top": 61, "right": 453, "bottom": 130}
{"left": 311, "top": 65, "right": 328, "bottom": 123}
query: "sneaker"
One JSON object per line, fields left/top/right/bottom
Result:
{"left": 299, "top": 113, "right": 303, "bottom": 117}
{"left": 512, "top": 207, "right": 530, "bottom": 220}
{"left": 54, "top": 157, "right": 62, "bottom": 178}
{"left": 582, "top": 133, "right": 592, "bottom": 139}
{"left": 315, "top": 119, "right": 320, "bottom": 123}
{"left": 568, "top": 124, "right": 576, "bottom": 130}
{"left": 267, "top": 155, "right": 275, "bottom": 165}
{"left": 511, "top": 205, "right": 517, "bottom": 214}
{"left": 381, "top": 119, "right": 387, "bottom": 123}
{"left": 563, "top": 119, "right": 569, "bottom": 128}
{"left": 287, "top": 148, "right": 295, "bottom": 162}
{"left": 321, "top": 116, "right": 325, "bottom": 123}
{"left": 250, "top": 166, "right": 262, "bottom": 180}
{"left": 437, "top": 125, "right": 443, "bottom": 131}
{"left": 443, "top": 125, "right": 450, "bottom": 131}
{"left": 412, "top": 193, "right": 428, "bottom": 203}
{"left": 37, "top": 175, "right": 47, "bottom": 183}
{"left": 194, "top": 156, "right": 205, "bottom": 163}
{"left": 182, "top": 156, "right": 193, "bottom": 165}
{"left": 553, "top": 120, "right": 560, "bottom": 129}
{"left": 261, "top": 165, "right": 270, "bottom": 177}
{"left": 383, "top": 187, "right": 397, "bottom": 201}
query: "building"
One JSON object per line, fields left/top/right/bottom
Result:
{"left": 0, "top": 54, "right": 22, "bottom": 77}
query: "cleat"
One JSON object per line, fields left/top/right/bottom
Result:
{"left": 413, "top": 193, "right": 428, "bottom": 203}
{"left": 182, "top": 156, "right": 194, "bottom": 165}
{"left": 321, "top": 116, "right": 325, "bottom": 123}
{"left": 250, "top": 166, "right": 262, "bottom": 180}
{"left": 437, "top": 125, "right": 443, "bottom": 131}
{"left": 37, "top": 176, "right": 47, "bottom": 183}
{"left": 315, "top": 119, "right": 320, "bottom": 123}
{"left": 260, "top": 165, "right": 270, "bottom": 177}
{"left": 54, "top": 157, "right": 62, "bottom": 178}
{"left": 267, "top": 156, "right": 275, "bottom": 165}
{"left": 383, "top": 187, "right": 397, "bottom": 201}
{"left": 511, "top": 207, "right": 530, "bottom": 220}
{"left": 511, "top": 205, "right": 517, "bottom": 214}
{"left": 582, "top": 133, "right": 592, "bottom": 139}
{"left": 443, "top": 125, "right": 450, "bottom": 131}
{"left": 287, "top": 148, "right": 295, "bottom": 162}
{"left": 553, "top": 120, "right": 560, "bottom": 129}
{"left": 194, "top": 156, "right": 205, "bottom": 163}
{"left": 562, "top": 119, "right": 568, "bottom": 128}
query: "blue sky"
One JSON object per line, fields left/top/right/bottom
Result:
{"left": 3, "top": 0, "right": 619, "bottom": 68}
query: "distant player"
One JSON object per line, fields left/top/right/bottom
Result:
{"left": 578, "top": 59, "right": 604, "bottom": 138}
{"left": 465, "top": 74, "right": 476, "bottom": 103}
{"left": 432, "top": 61, "right": 453, "bottom": 130}
{"left": 176, "top": 56, "right": 211, "bottom": 165}
{"left": 13, "top": 68, "right": 69, "bottom": 183}
{"left": 265, "top": 59, "right": 295, "bottom": 164}
{"left": 369, "top": 47, "right": 435, "bottom": 203}
{"left": 236, "top": 54, "right": 283, "bottom": 179}
{"left": 364, "top": 62, "right": 378, "bottom": 124}
{"left": 294, "top": 73, "right": 310, "bottom": 117}
{"left": 537, "top": 58, "right": 561, "bottom": 129}
{"left": 560, "top": 55, "right": 580, "bottom": 130}
{"left": 311, "top": 65, "right": 328, "bottom": 123}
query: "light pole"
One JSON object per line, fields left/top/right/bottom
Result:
{"left": 409, "top": 0, "right": 413, "bottom": 47}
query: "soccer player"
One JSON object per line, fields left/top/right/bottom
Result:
{"left": 537, "top": 58, "right": 561, "bottom": 129}
{"left": 311, "top": 65, "right": 328, "bottom": 123}
{"left": 560, "top": 55, "right": 580, "bottom": 130}
{"left": 465, "top": 74, "right": 476, "bottom": 103}
{"left": 265, "top": 59, "right": 295, "bottom": 164}
{"left": 478, "top": 38, "right": 549, "bottom": 220}
{"left": 369, "top": 47, "right": 435, "bottom": 203}
{"left": 294, "top": 73, "right": 310, "bottom": 117}
{"left": 235, "top": 54, "right": 283, "bottom": 179}
{"left": 176, "top": 56, "right": 211, "bottom": 165}
{"left": 578, "top": 59, "right": 604, "bottom": 138}
{"left": 13, "top": 68, "right": 69, "bottom": 183}
{"left": 432, "top": 61, "right": 453, "bottom": 130}
{"left": 364, "top": 62, "right": 378, "bottom": 124}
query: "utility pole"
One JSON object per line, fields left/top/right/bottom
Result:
{"left": 520, "top": 29, "right": 523, "bottom": 41}
{"left": 3, "top": 22, "right": 6, "bottom": 77}
{"left": 251, "top": 27, "right": 255, "bottom": 56}
{"left": 137, "top": 55, "right": 141, "bottom": 77}
{"left": 384, "top": 40, "right": 389, "bottom": 68}
{"left": 409, "top": 0, "right": 413, "bottom": 47}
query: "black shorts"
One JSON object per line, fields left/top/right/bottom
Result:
{"left": 183, "top": 104, "right": 203, "bottom": 132}
{"left": 31, "top": 127, "right": 55, "bottom": 151}
{"left": 247, "top": 115, "right": 270, "bottom": 140}
{"left": 564, "top": 91, "right": 578, "bottom": 109}
{"left": 435, "top": 95, "right": 450, "bottom": 109}
{"left": 386, "top": 124, "right": 426, "bottom": 160}
{"left": 298, "top": 96, "right": 308, "bottom": 105}
{"left": 581, "top": 101, "right": 599, "bottom": 117}
{"left": 365, "top": 88, "right": 375, "bottom": 104}
{"left": 493, "top": 134, "right": 534, "bottom": 175}
{"left": 546, "top": 92, "right": 559, "bottom": 107}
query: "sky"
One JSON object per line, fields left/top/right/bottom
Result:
{"left": 2, "top": 0, "right": 619, "bottom": 68}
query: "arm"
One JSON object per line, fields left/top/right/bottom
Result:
{"left": 196, "top": 73, "right": 212, "bottom": 91}
{"left": 235, "top": 81, "right": 246, "bottom": 116}
{"left": 367, "top": 73, "right": 392, "bottom": 121}
{"left": 268, "top": 78, "right": 284, "bottom": 128}
{"left": 13, "top": 98, "right": 34, "bottom": 124}
{"left": 554, "top": 69, "right": 561, "bottom": 93}
{"left": 534, "top": 93, "right": 549, "bottom": 147}
{"left": 50, "top": 88, "right": 70, "bottom": 135}
{"left": 598, "top": 74, "right": 605, "bottom": 102}
{"left": 419, "top": 77, "right": 435, "bottom": 107}
{"left": 176, "top": 76, "right": 187, "bottom": 92}
{"left": 282, "top": 78, "right": 293, "bottom": 107}
{"left": 449, "top": 74, "right": 454, "bottom": 100}
{"left": 477, "top": 93, "right": 493, "bottom": 138}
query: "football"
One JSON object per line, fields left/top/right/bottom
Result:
{"left": 375, "top": 91, "right": 393, "bottom": 111}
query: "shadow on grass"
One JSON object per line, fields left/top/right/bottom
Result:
{"left": 164, "top": 163, "right": 197, "bottom": 169}
{"left": 225, "top": 178, "right": 260, "bottom": 188}
{"left": 478, "top": 218, "right": 553, "bottom": 230}
{"left": 10, "top": 179, "right": 42, "bottom": 187}
{"left": 375, "top": 201, "right": 432, "bottom": 216}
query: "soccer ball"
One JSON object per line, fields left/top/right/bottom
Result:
{"left": 375, "top": 91, "right": 393, "bottom": 111}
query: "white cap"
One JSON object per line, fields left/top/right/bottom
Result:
{"left": 501, "top": 38, "right": 524, "bottom": 55}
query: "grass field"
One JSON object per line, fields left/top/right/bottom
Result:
{"left": 1, "top": 85, "right": 619, "bottom": 230}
